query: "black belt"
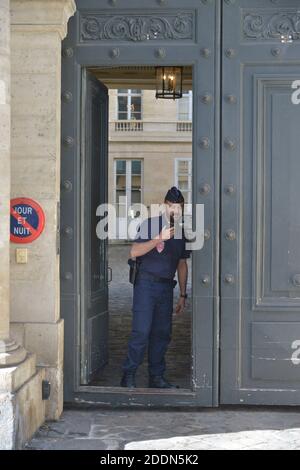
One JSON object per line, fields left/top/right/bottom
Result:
{"left": 137, "top": 271, "right": 177, "bottom": 287}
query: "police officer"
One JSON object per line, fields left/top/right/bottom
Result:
{"left": 121, "top": 187, "right": 190, "bottom": 389}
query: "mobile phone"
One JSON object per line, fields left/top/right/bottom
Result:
{"left": 170, "top": 213, "right": 175, "bottom": 228}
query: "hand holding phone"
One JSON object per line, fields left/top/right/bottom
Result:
{"left": 170, "top": 212, "right": 175, "bottom": 228}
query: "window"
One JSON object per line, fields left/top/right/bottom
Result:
{"left": 115, "top": 159, "right": 143, "bottom": 219}
{"left": 177, "top": 91, "right": 193, "bottom": 121}
{"left": 117, "top": 89, "right": 142, "bottom": 120}
{"left": 175, "top": 158, "right": 192, "bottom": 213}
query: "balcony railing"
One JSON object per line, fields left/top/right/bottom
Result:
{"left": 176, "top": 122, "right": 193, "bottom": 132}
{"left": 112, "top": 120, "right": 192, "bottom": 134}
{"left": 115, "top": 121, "right": 144, "bottom": 132}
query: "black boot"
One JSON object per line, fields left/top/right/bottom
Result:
{"left": 148, "top": 375, "right": 179, "bottom": 389}
{"left": 120, "top": 372, "right": 136, "bottom": 388}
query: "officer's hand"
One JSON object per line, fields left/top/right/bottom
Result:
{"left": 175, "top": 297, "right": 186, "bottom": 316}
{"left": 156, "top": 225, "right": 174, "bottom": 241}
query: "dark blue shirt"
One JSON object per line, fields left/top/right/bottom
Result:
{"left": 134, "top": 214, "right": 190, "bottom": 280}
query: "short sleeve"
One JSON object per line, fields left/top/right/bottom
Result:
{"left": 134, "top": 219, "right": 150, "bottom": 243}
{"left": 180, "top": 233, "right": 191, "bottom": 259}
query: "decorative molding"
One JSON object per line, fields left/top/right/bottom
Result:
{"left": 80, "top": 12, "right": 194, "bottom": 42}
{"left": 243, "top": 10, "right": 300, "bottom": 41}
{"left": 11, "top": 0, "right": 76, "bottom": 39}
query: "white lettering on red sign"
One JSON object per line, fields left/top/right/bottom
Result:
{"left": 15, "top": 206, "right": 32, "bottom": 215}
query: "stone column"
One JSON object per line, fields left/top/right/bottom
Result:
{"left": 9, "top": 0, "right": 76, "bottom": 422}
{"left": 0, "top": 0, "right": 44, "bottom": 450}
{"left": 0, "top": 0, "right": 76, "bottom": 449}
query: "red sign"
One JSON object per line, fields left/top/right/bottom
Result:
{"left": 10, "top": 198, "right": 45, "bottom": 244}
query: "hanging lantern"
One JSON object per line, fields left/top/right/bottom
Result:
{"left": 155, "top": 66, "right": 183, "bottom": 100}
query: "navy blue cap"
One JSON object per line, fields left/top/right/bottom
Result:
{"left": 165, "top": 186, "right": 184, "bottom": 203}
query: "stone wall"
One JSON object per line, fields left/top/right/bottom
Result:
{"left": 9, "top": 0, "right": 76, "bottom": 422}
{"left": 0, "top": 0, "right": 57, "bottom": 449}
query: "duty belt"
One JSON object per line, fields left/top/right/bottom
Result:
{"left": 137, "top": 271, "right": 177, "bottom": 287}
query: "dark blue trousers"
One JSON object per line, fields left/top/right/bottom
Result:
{"left": 122, "top": 276, "right": 174, "bottom": 377}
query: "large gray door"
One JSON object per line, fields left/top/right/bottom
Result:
{"left": 80, "top": 70, "right": 109, "bottom": 384}
{"left": 61, "top": 0, "right": 300, "bottom": 406}
{"left": 221, "top": 0, "right": 300, "bottom": 404}
{"left": 61, "top": 0, "right": 220, "bottom": 406}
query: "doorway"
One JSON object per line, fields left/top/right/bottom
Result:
{"left": 81, "top": 66, "right": 194, "bottom": 390}
{"left": 61, "top": 0, "right": 220, "bottom": 407}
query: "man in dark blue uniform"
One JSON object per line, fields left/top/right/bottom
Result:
{"left": 121, "top": 187, "right": 190, "bottom": 389}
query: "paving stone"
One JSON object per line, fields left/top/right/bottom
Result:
{"left": 126, "top": 429, "right": 300, "bottom": 450}
{"left": 27, "top": 438, "right": 114, "bottom": 451}
{"left": 26, "top": 408, "right": 300, "bottom": 450}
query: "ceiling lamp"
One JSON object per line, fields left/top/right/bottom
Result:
{"left": 155, "top": 66, "right": 183, "bottom": 100}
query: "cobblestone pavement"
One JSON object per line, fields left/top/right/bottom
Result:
{"left": 26, "top": 408, "right": 300, "bottom": 450}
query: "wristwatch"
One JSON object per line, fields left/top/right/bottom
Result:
{"left": 180, "top": 293, "right": 188, "bottom": 299}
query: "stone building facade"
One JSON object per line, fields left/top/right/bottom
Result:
{"left": 0, "top": 0, "right": 76, "bottom": 450}
{"left": 108, "top": 88, "right": 193, "bottom": 233}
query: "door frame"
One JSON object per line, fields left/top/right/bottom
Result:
{"left": 61, "top": 0, "right": 221, "bottom": 407}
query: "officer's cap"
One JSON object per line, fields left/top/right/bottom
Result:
{"left": 164, "top": 186, "right": 184, "bottom": 204}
